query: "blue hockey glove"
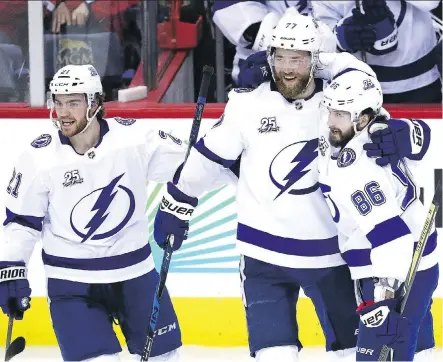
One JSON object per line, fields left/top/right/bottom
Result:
{"left": 154, "top": 182, "right": 198, "bottom": 251}
{"left": 362, "top": 0, "right": 398, "bottom": 55}
{"left": 362, "top": 0, "right": 393, "bottom": 23}
{"left": 363, "top": 119, "right": 431, "bottom": 166}
{"left": 0, "top": 262, "right": 31, "bottom": 320}
{"left": 356, "top": 298, "right": 414, "bottom": 361}
{"left": 237, "top": 50, "right": 272, "bottom": 88}
{"left": 335, "top": 9, "right": 376, "bottom": 53}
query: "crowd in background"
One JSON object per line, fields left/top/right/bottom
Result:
{"left": 0, "top": 0, "right": 441, "bottom": 104}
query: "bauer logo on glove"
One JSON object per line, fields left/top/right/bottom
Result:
{"left": 360, "top": 305, "right": 390, "bottom": 328}
{"left": 160, "top": 195, "right": 194, "bottom": 218}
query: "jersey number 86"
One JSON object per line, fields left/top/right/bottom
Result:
{"left": 351, "top": 181, "right": 386, "bottom": 216}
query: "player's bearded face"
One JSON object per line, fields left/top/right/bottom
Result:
{"left": 273, "top": 48, "right": 311, "bottom": 99}
{"left": 54, "top": 94, "right": 89, "bottom": 137}
{"left": 327, "top": 109, "right": 355, "bottom": 147}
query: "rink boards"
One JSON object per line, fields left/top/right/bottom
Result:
{"left": 0, "top": 117, "right": 441, "bottom": 347}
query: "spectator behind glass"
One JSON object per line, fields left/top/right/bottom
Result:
{"left": 312, "top": 0, "right": 441, "bottom": 103}
{"left": 44, "top": 0, "right": 141, "bottom": 98}
{"left": 45, "top": 0, "right": 139, "bottom": 38}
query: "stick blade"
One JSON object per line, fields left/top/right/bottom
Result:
{"left": 5, "top": 337, "right": 25, "bottom": 361}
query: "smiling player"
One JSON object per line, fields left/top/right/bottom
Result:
{"left": 0, "top": 64, "right": 233, "bottom": 362}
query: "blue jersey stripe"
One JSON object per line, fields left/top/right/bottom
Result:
{"left": 237, "top": 223, "right": 340, "bottom": 257}
{"left": 42, "top": 243, "right": 151, "bottom": 271}
{"left": 4, "top": 208, "right": 44, "bottom": 232}
{"left": 366, "top": 216, "right": 410, "bottom": 248}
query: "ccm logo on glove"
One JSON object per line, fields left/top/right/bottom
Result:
{"left": 160, "top": 196, "right": 194, "bottom": 218}
{"left": 360, "top": 306, "right": 390, "bottom": 327}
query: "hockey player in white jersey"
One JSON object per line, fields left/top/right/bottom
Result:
{"left": 318, "top": 70, "right": 439, "bottom": 361}
{"left": 153, "top": 11, "right": 428, "bottom": 362}
{"left": 312, "top": 0, "right": 441, "bottom": 103}
{"left": 0, "top": 64, "right": 236, "bottom": 361}
{"left": 212, "top": 0, "right": 311, "bottom": 85}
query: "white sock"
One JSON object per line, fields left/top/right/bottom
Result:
{"left": 255, "top": 346, "right": 299, "bottom": 362}
{"left": 81, "top": 353, "right": 120, "bottom": 361}
{"left": 132, "top": 348, "right": 180, "bottom": 362}
{"left": 415, "top": 348, "right": 435, "bottom": 361}
{"left": 328, "top": 347, "right": 356, "bottom": 361}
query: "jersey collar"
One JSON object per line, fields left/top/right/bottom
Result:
{"left": 58, "top": 118, "right": 110, "bottom": 154}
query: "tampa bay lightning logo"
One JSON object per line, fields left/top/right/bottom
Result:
{"left": 70, "top": 173, "right": 135, "bottom": 243}
{"left": 269, "top": 139, "right": 319, "bottom": 199}
{"left": 31, "top": 134, "right": 52, "bottom": 148}
{"left": 337, "top": 148, "right": 356, "bottom": 168}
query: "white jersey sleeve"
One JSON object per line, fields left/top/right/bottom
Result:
{"left": 315, "top": 52, "right": 377, "bottom": 81}
{"left": 176, "top": 90, "right": 246, "bottom": 197}
{"left": 1, "top": 150, "right": 49, "bottom": 264}
{"left": 213, "top": 1, "right": 268, "bottom": 46}
{"left": 405, "top": 0, "right": 440, "bottom": 11}
{"left": 311, "top": 1, "right": 345, "bottom": 29}
{"left": 335, "top": 162, "right": 414, "bottom": 282}
{"left": 140, "top": 129, "right": 187, "bottom": 184}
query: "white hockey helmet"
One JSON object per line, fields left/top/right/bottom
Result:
{"left": 267, "top": 9, "right": 322, "bottom": 88}
{"left": 269, "top": 7, "right": 321, "bottom": 52}
{"left": 48, "top": 64, "right": 103, "bottom": 133}
{"left": 322, "top": 70, "right": 383, "bottom": 123}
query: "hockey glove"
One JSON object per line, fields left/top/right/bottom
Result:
{"left": 356, "top": 298, "right": 414, "bottom": 361}
{"left": 364, "top": 119, "right": 431, "bottom": 166}
{"left": 154, "top": 182, "right": 198, "bottom": 251}
{"left": 237, "top": 50, "right": 272, "bottom": 88}
{"left": 0, "top": 261, "right": 31, "bottom": 320}
{"left": 362, "top": 0, "right": 398, "bottom": 55}
{"left": 335, "top": 9, "right": 376, "bottom": 53}
{"left": 362, "top": 0, "right": 393, "bottom": 23}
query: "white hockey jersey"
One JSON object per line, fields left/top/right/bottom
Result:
{"left": 312, "top": 1, "right": 440, "bottom": 96}
{"left": 176, "top": 53, "right": 375, "bottom": 269}
{"left": 213, "top": 0, "right": 311, "bottom": 81}
{"left": 317, "top": 123, "right": 439, "bottom": 281}
{"left": 1, "top": 118, "right": 209, "bottom": 284}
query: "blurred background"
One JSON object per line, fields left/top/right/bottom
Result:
{"left": 0, "top": 0, "right": 439, "bottom": 107}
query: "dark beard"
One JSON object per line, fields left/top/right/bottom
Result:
{"left": 329, "top": 127, "right": 355, "bottom": 148}
{"left": 274, "top": 72, "right": 310, "bottom": 99}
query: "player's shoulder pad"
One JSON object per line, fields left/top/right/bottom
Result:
{"left": 113, "top": 116, "right": 137, "bottom": 126}
{"left": 30, "top": 134, "right": 52, "bottom": 149}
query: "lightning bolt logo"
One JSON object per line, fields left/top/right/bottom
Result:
{"left": 273, "top": 139, "right": 318, "bottom": 200}
{"left": 82, "top": 173, "right": 125, "bottom": 242}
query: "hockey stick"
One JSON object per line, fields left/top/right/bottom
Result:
{"left": 4, "top": 309, "right": 27, "bottom": 361}
{"left": 355, "top": 0, "right": 367, "bottom": 63}
{"left": 378, "top": 179, "right": 441, "bottom": 361}
{"left": 140, "top": 65, "right": 214, "bottom": 362}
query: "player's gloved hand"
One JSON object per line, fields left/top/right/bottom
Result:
{"left": 356, "top": 298, "right": 413, "bottom": 361}
{"left": 335, "top": 9, "right": 376, "bottom": 53}
{"left": 362, "top": 0, "right": 398, "bottom": 55}
{"left": 154, "top": 182, "right": 198, "bottom": 251}
{"left": 0, "top": 262, "right": 31, "bottom": 320}
{"left": 363, "top": 118, "right": 431, "bottom": 166}
{"left": 237, "top": 51, "right": 272, "bottom": 88}
{"left": 362, "top": 0, "right": 392, "bottom": 23}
